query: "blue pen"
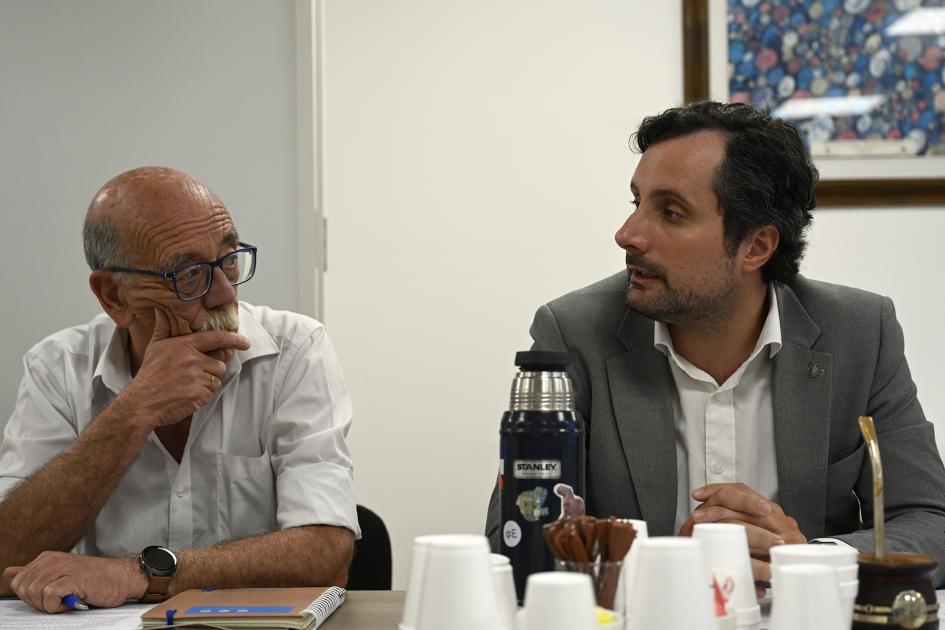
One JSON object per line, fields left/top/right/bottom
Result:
{"left": 62, "top": 594, "right": 89, "bottom": 611}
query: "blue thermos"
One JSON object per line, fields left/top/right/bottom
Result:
{"left": 499, "top": 350, "right": 585, "bottom": 603}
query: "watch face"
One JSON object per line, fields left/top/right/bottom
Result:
{"left": 141, "top": 546, "right": 177, "bottom": 574}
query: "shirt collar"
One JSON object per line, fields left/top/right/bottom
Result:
{"left": 654, "top": 283, "right": 782, "bottom": 372}
{"left": 93, "top": 323, "right": 133, "bottom": 395}
{"left": 92, "top": 302, "right": 280, "bottom": 395}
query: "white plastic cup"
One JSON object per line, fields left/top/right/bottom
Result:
{"left": 838, "top": 579, "right": 859, "bottom": 629}
{"left": 490, "top": 553, "right": 511, "bottom": 566}
{"left": 491, "top": 557, "right": 517, "bottom": 630}
{"left": 520, "top": 572, "right": 597, "bottom": 630}
{"left": 769, "top": 543, "right": 858, "bottom": 629}
{"left": 768, "top": 564, "right": 846, "bottom": 630}
{"left": 692, "top": 523, "right": 761, "bottom": 629}
{"left": 626, "top": 537, "right": 718, "bottom": 630}
{"left": 399, "top": 535, "right": 440, "bottom": 630}
{"left": 835, "top": 564, "right": 859, "bottom": 582}
{"left": 402, "top": 534, "right": 506, "bottom": 630}
{"left": 615, "top": 519, "right": 648, "bottom": 617}
{"left": 769, "top": 543, "right": 858, "bottom": 568}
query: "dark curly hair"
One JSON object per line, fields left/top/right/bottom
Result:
{"left": 632, "top": 101, "right": 817, "bottom": 283}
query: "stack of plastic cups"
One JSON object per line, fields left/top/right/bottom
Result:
{"left": 626, "top": 537, "right": 719, "bottom": 630}
{"left": 398, "top": 534, "right": 507, "bottom": 630}
{"left": 490, "top": 553, "right": 517, "bottom": 630}
{"left": 693, "top": 523, "right": 761, "bottom": 630}
{"left": 614, "top": 518, "right": 648, "bottom": 618}
{"left": 520, "top": 572, "right": 598, "bottom": 630}
{"left": 768, "top": 564, "right": 846, "bottom": 630}
{"left": 770, "top": 544, "right": 858, "bottom": 628}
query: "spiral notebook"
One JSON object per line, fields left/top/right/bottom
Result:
{"left": 140, "top": 586, "right": 345, "bottom": 629}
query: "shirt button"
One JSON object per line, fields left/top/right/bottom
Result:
{"left": 713, "top": 463, "right": 723, "bottom": 474}
{"left": 176, "top": 488, "right": 185, "bottom": 497}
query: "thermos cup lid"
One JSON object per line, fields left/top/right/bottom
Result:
{"left": 514, "top": 351, "right": 570, "bottom": 371}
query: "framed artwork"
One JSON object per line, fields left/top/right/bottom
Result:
{"left": 682, "top": 0, "right": 945, "bottom": 206}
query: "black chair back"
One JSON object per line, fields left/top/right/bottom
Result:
{"left": 347, "top": 504, "right": 392, "bottom": 590}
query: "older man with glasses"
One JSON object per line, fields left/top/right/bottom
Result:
{"left": 0, "top": 166, "right": 359, "bottom": 613}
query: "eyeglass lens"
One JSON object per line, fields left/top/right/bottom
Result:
{"left": 175, "top": 249, "right": 254, "bottom": 299}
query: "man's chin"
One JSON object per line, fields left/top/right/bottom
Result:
{"left": 626, "top": 290, "right": 669, "bottom": 322}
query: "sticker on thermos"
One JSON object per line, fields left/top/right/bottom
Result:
{"left": 503, "top": 521, "right": 522, "bottom": 548}
{"left": 513, "top": 459, "right": 562, "bottom": 479}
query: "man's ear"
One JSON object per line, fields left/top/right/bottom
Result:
{"left": 741, "top": 225, "right": 780, "bottom": 273}
{"left": 89, "top": 271, "right": 134, "bottom": 327}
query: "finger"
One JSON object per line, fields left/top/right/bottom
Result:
{"left": 151, "top": 308, "right": 171, "bottom": 342}
{"left": 9, "top": 564, "right": 32, "bottom": 601}
{"left": 206, "top": 349, "right": 228, "bottom": 364}
{"left": 750, "top": 557, "right": 772, "bottom": 582}
{"left": 200, "top": 358, "right": 227, "bottom": 379}
{"left": 692, "top": 483, "right": 730, "bottom": 501}
{"left": 677, "top": 517, "right": 695, "bottom": 537}
{"left": 693, "top": 482, "right": 759, "bottom": 501}
{"left": 692, "top": 504, "right": 756, "bottom": 525}
{"left": 41, "top": 577, "right": 75, "bottom": 614}
{"left": 204, "top": 372, "right": 223, "bottom": 393}
{"left": 695, "top": 485, "right": 773, "bottom": 518}
{"left": 1, "top": 566, "right": 21, "bottom": 596}
{"left": 12, "top": 571, "right": 40, "bottom": 612}
{"left": 723, "top": 520, "right": 784, "bottom": 556}
{"left": 695, "top": 506, "right": 791, "bottom": 543}
{"left": 755, "top": 583, "right": 767, "bottom": 599}
{"left": 188, "top": 331, "right": 250, "bottom": 353}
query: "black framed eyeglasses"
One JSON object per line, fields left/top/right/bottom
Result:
{"left": 107, "top": 242, "right": 258, "bottom": 302}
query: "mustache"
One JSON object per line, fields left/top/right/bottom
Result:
{"left": 625, "top": 254, "right": 666, "bottom": 277}
{"left": 194, "top": 307, "right": 239, "bottom": 333}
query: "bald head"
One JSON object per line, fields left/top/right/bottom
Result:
{"left": 83, "top": 166, "right": 227, "bottom": 271}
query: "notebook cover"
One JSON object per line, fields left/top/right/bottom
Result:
{"left": 141, "top": 587, "right": 342, "bottom": 622}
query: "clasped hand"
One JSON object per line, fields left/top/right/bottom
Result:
{"left": 120, "top": 309, "right": 250, "bottom": 428}
{"left": 678, "top": 482, "right": 806, "bottom": 593}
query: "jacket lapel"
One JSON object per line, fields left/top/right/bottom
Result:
{"left": 607, "top": 309, "right": 678, "bottom": 535}
{"left": 772, "top": 282, "right": 833, "bottom": 538}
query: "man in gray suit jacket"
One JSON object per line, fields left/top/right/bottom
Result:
{"left": 486, "top": 102, "right": 945, "bottom": 586}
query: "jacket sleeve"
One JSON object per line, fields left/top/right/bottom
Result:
{"left": 831, "top": 296, "right": 945, "bottom": 586}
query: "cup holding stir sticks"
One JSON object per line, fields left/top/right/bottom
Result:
{"left": 543, "top": 516, "right": 636, "bottom": 611}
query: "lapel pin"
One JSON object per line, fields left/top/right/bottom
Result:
{"left": 808, "top": 363, "right": 822, "bottom": 378}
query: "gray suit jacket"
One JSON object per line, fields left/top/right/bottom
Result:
{"left": 486, "top": 272, "right": 945, "bottom": 585}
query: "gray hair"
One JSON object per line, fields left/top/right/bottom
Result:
{"left": 82, "top": 214, "right": 132, "bottom": 272}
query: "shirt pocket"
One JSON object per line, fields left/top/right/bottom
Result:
{"left": 216, "top": 451, "right": 278, "bottom": 541}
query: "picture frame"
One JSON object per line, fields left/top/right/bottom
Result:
{"left": 682, "top": 0, "right": 945, "bottom": 206}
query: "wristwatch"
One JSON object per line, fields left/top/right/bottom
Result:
{"left": 138, "top": 546, "right": 178, "bottom": 603}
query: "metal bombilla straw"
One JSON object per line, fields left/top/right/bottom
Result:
{"left": 858, "top": 415, "right": 884, "bottom": 561}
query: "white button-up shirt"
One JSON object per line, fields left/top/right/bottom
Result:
{"left": 0, "top": 302, "right": 360, "bottom": 557}
{"left": 654, "top": 288, "right": 782, "bottom": 533}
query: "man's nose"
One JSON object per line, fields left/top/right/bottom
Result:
{"left": 203, "top": 266, "right": 237, "bottom": 308}
{"left": 615, "top": 210, "right": 646, "bottom": 252}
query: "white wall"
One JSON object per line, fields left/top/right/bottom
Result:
{"left": 0, "top": 0, "right": 306, "bottom": 419}
{"left": 322, "top": 1, "right": 945, "bottom": 590}
{"left": 322, "top": 0, "right": 682, "bottom": 588}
